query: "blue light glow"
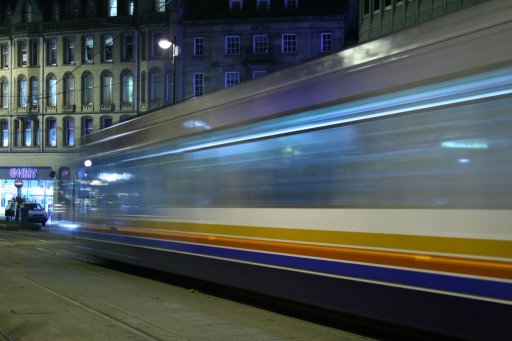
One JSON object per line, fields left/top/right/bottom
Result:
{"left": 122, "top": 68, "right": 512, "bottom": 163}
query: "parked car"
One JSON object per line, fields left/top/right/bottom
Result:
{"left": 21, "top": 202, "right": 48, "bottom": 226}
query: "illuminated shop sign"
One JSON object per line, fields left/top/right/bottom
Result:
{"left": 0, "top": 167, "right": 56, "bottom": 180}
{"left": 9, "top": 167, "right": 38, "bottom": 179}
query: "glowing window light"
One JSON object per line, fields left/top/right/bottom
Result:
{"left": 98, "top": 172, "right": 132, "bottom": 182}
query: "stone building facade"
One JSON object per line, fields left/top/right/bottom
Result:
{"left": 0, "top": 0, "right": 356, "bottom": 211}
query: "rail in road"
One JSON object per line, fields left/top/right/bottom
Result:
{"left": 0, "top": 230, "right": 374, "bottom": 341}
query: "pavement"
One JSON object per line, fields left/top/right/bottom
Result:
{"left": 0, "top": 229, "right": 375, "bottom": 341}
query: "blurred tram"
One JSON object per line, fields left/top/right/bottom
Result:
{"left": 61, "top": 1, "right": 512, "bottom": 339}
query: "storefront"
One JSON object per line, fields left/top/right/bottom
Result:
{"left": 0, "top": 167, "right": 55, "bottom": 213}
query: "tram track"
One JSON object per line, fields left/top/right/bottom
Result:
{"left": 0, "top": 231, "right": 180, "bottom": 341}
{"left": 0, "top": 230, "right": 372, "bottom": 341}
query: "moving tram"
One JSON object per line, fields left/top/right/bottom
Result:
{"left": 58, "top": 1, "right": 512, "bottom": 339}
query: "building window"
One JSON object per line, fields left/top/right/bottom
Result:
{"left": 155, "top": 0, "right": 166, "bottom": 12}
{"left": 82, "top": 117, "right": 94, "bottom": 135}
{"left": 83, "top": 36, "right": 94, "bottom": 63}
{"left": 5, "top": 6, "right": 12, "bottom": 26}
{"left": 321, "top": 33, "right": 332, "bottom": 53}
{"left": 64, "top": 73, "right": 75, "bottom": 106}
{"left": 230, "top": 0, "right": 243, "bottom": 11}
{"left": 141, "top": 72, "right": 146, "bottom": 103}
{"left": 14, "top": 119, "right": 21, "bottom": 146}
{"left": 67, "top": 0, "right": 80, "bottom": 17}
{"left": 194, "top": 37, "right": 204, "bottom": 56}
{"left": 122, "top": 33, "right": 134, "bottom": 61}
{"left": 18, "top": 77, "right": 28, "bottom": 107}
{"left": 51, "top": 0, "right": 60, "bottom": 20}
{"left": 120, "top": 115, "right": 133, "bottom": 122}
{"left": 128, "top": 0, "right": 135, "bottom": 15}
{"left": 226, "top": 36, "right": 240, "bottom": 55}
{"left": 14, "top": 119, "right": 38, "bottom": 147}
{"left": 253, "top": 70, "right": 267, "bottom": 79}
{"left": 29, "top": 77, "right": 38, "bottom": 108}
{"left": 103, "top": 34, "right": 114, "bottom": 62}
{"left": 63, "top": 117, "right": 75, "bottom": 147}
{"left": 35, "top": 120, "right": 41, "bottom": 146}
{"left": 284, "top": 0, "right": 298, "bottom": 9}
{"left": 165, "top": 72, "right": 172, "bottom": 104}
{"left": 257, "top": 0, "right": 270, "bottom": 10}
{"left": 24, "top": 2, "right": 32, "bottom": 23}
{"left": 101, "top": 116, "right": 113, "bottom": 129}
{"left": 121, "top": 71, "right": 134, "bottom": 105}
{"left": 253, "top": 35, "right": 268, "bottom": 54}
{"left": 46, "top": 118, "right": 57, "bottom": 147}
{"left": 1, "top": 79, "right": 8, "bottom": 108}
{"left": 193, "top": 73, "right": 204, "bottom": 97}
{"left": 101, "top": 72, "right": 113, "bottom": 105}
{"left": 373, "top": 0, "right": 380, "bottom": 12}
{"left": 385, "top": 0, "right": 392, "bottom": 8}
{"left": 1, "top": 44, "right": 8, "bottom": 68}
{"left": 1, "top": 120, "right": 8, "bottom": 147}
{"left": 225, "top": 72, "right": 240, "bottom": 88}
{"left": 282, "top": 34, "right": 297, "bottom": 53}
{"left": 48, "top": 38, "right": 57, "bottom": 65}
{"left": 64, "top": 37, "right": 75, "bottom": 64}
{"left": 108, "top": 0, "right": 118, "bottom": 16}
{"left": 30, "top": 39, "right": 38, "bottom": 66}
{"left": 18, "top": 40, "right": 28, "bottom": 67}
{"left": 24, "top": 120, "right": 32, "bottom": 146}
{"left": 82, "top": 72, "right": 93, "bottom": 105}
{"left": 86, "top": 0, "right": 96, "bottom": 16}
{"left": 47, "top": 75, "right": 57, "bottom": 107}
{"left": 149, "top": 69, "right": 162, "bottom": 105}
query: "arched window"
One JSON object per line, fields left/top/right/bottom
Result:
{"left": 101, "top": 71, "right": 113, "bottom": 105}
{"left": 18, "top": 75, "right": 28, "bottom": 107}
{"left": 121, "top": 70, "right": 134, "bottom": 105}
{"left": 46, "top": 74, "right": 57, "bottom": 107}
{"left": 82, "top": 72, "right": 93, "bottom": 105}
{"left": 63, "top": 73, "right": 75, "bottom": 106}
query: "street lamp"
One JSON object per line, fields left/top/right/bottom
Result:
{"left": 158, "top": 35, "right": 179, "bottom": 104}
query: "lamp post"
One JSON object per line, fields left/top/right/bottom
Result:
{"left": 158, "top": 35, "right": 179, "bottom": 104}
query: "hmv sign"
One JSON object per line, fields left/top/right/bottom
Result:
{"left": 9, "top": 167, "right": 38, "bottom": 179}
{"left": 0, "top": 167, "right": 55, "bottom": 180}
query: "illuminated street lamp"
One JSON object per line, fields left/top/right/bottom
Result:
{"left": 159, "top": 35, "right": 179, "bottom": 104}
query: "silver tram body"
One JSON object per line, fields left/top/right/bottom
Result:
{"left": 61, "top": 1, "right": 512, "bottom": 338}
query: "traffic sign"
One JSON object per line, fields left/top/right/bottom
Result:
{"left": 14, "top": 179, "right": 24, "bottom": 188}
